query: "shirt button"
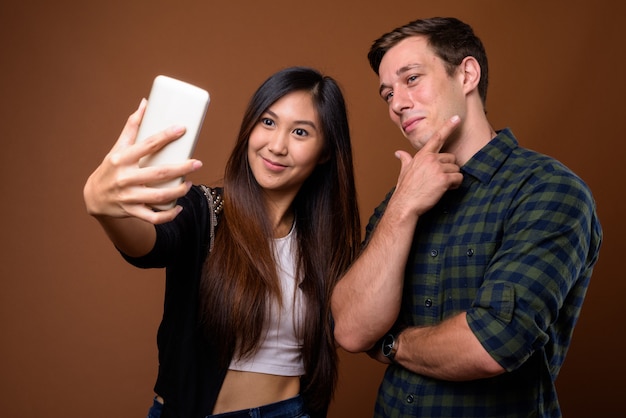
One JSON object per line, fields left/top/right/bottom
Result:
{"left": 430, "top": 249, "right": 438, "bottom": 257}
{"left": 425, "top": 298, "right": 433, "bottom": 307}
{"left": 466, "top": 248, "right": 474, "bottom": 257}
{"left": 406, "top": 394, "right": 414, "bottom": 404}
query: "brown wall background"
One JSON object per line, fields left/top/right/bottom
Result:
{"left": 1, "top": 0, "right": 623, "bottom": 416}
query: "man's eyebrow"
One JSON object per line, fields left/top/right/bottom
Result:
{"left": 378, "top": 64, "right": 422, "bottom": 96}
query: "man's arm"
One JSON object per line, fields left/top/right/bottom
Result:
{"left": 364, "top": 157, "right": 601, "bottom": 381}
{"left": 331, "top": 194, "right": 420, "bottom": 352}
{"left": 332, "top": 117, "right": 463, "bottom": 352}
{"left": 372, "top": 312, "right": 505, "bottom": 380}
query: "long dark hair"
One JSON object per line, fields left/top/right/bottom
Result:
{"left": 200, "top": 66, "right": 361, "bottom": 415}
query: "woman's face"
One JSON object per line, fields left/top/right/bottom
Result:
{"left": 247, "top": 90, "right": 325, "bottom": 200}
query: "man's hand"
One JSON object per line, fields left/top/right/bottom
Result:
{"left": 392, "top": 115, "right": 463, "bottom": 217}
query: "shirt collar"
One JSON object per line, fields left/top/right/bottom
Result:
{"left": 461, "top": 128, "right": 518, "bottom": 184}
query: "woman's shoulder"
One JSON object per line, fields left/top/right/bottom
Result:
{"left": 195, "top": 184, "right": 224, "bottom": 217}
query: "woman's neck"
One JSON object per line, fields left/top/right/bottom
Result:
{"left": 272, "top": 211, "right": 294, "bottom": 238}
{"left": 262, "top": 192, "right": 296, "bottom": 238}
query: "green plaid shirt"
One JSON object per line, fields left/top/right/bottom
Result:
{"left": 368, "top": 129, "right": 602, "bottom": 417}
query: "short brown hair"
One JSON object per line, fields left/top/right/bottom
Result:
{"left": 368, "top": 17, "right": 489, "bottom": 105}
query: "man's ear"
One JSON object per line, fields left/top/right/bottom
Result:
{"left": 460, "top": 56, "right": 481, "bottom": 95}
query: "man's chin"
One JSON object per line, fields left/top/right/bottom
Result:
{"left": 406, "top": 134, "right": 429, "bottom": 151}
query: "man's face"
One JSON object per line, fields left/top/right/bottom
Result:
{"left": 378, "top": 36, "right": 465, "bottom": 151}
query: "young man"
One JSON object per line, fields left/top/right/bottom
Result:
{"left": 331, "top": 17, "right": 602, "bottom": 417}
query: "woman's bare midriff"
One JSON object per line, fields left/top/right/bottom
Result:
{"left": 212, "top": 370, "right": 300, "bottom": 414}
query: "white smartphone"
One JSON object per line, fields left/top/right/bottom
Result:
{"left": 136, "top": 75, "right": 210, "bottom": 210}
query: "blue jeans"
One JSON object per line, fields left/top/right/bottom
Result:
{"left": 207, "top": 395, "right": 308, "bottom": 418}
{"left": 146, "top": 395, "right": 309, "bottom": 418}
{"left": 146, "top": 397, "right": 163, "bottom": 418}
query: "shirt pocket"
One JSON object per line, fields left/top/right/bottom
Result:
{"left": 440, "top": 241, "right": 497, "bottom": 314}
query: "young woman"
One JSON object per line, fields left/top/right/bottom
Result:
{"left": 83, "top": 67, "right": 361, "bottom": 418}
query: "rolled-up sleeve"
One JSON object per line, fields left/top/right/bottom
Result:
{"left": 467, "top": 170, "right": 600, "bottom": 371}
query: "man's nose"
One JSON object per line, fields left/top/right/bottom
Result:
{"left": 390, "top": 87, "right": 412, "bottom": 115}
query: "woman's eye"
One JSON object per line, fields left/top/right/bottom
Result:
{"left": 293, "top": 128, "right": 308, "bottom": 137}
{"left": 261, "top": 117, "right": 274, "bottom": 127}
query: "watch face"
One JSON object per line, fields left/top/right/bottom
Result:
{"left": 382, "top": 335, "right": 394, "bottom": 356}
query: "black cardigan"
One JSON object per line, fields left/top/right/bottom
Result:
{"left": 122, "top": 185, "right": 328, "bottom": 417}
{"left": 122, "top": 185, "right": 226, "bottom": 418}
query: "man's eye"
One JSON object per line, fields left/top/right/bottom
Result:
{"left": 384, "top": 91, "right": 394, "bottom": 102}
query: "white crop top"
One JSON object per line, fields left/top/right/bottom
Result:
{"left": 228, "top": 227, "right": 306, "bottom": 376}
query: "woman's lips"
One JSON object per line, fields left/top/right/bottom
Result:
{"left": 262, "top": 157, "right": 287, "bottom": 171}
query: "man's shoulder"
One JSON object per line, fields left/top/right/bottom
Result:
{"left": 510, "top": 145, "right": 587, "bottom": 186}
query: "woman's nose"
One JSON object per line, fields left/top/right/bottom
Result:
{"left": 267, "top": 131, "right": 288, "bottom": 155}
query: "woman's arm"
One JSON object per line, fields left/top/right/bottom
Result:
{"left": 83, "top": 99, "right": 203, "bottom": 257}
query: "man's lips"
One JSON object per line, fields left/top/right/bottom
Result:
{"left": 402, "top": 116, "right": 423, "bottom": 133}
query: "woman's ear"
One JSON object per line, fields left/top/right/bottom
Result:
{"left": 317, "top": 144, "right": 331, "bottom": 165}
{"left": 317, "top": 153, "right": 331, "bottom": 165}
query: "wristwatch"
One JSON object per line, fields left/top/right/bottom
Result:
{"left": 382, "top": 333, "right": 398, "bottom": 362}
